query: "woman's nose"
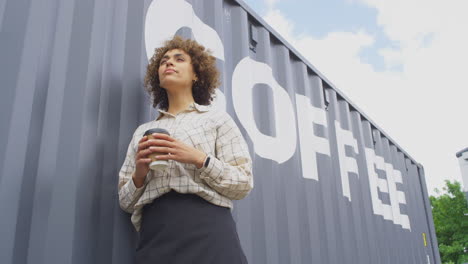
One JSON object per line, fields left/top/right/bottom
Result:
{"left": 165, "top": 59, "right": 174, "bottom": 67}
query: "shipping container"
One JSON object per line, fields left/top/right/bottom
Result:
{"left": 0, "top": 0, "right": 441, "bottom": 263}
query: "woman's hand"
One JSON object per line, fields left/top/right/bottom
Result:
{"left": 132, "top": 135, "right": 154, "bottom": 187}
{"left": 143, "top": 133, "right": 207, "bottom": 169}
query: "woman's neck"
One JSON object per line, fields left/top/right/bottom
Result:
{"left": 166, "top": 89, "right": 195, "bottom": 115}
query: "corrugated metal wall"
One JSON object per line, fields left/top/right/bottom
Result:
{"left": 0, "top": 0, "right": 441, "bottom": 263}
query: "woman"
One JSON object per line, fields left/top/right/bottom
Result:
{"left": 118, "top": 36, "right": 253, "bottom": 263}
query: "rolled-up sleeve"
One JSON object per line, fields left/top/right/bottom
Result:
{"left": 197, "top": 114, "right": 254, "bottom": 200}
{"left": 118, "top": 132, "right": 146, "bottom": 214}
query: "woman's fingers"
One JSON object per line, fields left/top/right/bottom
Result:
{"left": 150, "top": 146, "right": 173, "bottom": 154}
{"left": 137, "top": 136, "right": 149, "bottom": 151}
{"left": 137, "top": 146, "right": 173, "bottom": 160}
{"left": 136, "top": 135, "right": 176, "bottom": 168}
{"left": 137, "top": 158, "right": 152, "bottom": 164}
{"left": 138, "top": 139, "right": 154, "bottom": 151}
{"left": 154, "top": 154, "right": 171, "bottom": 160}
{"left": 136, "top": 158, "right": 152, "bottom": 166}
{"left": 138, "top": 139, "right": 173, "bottom": 151}
{"left": 147, "top": 139, "right": 174, "bottom": 147}
{"left": 136, "top": 148, "right": 153, "bottom": 160}
{"left": 138, "top": 133, "right": 175, "bottom": 150}
{"left": 152, "top": 133, "right": 176, "bottom": 142}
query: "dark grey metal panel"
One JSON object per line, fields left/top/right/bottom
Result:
{"left": 0, "top": 0, "right": 441, "bottom": 263}
{"left": 353, "top": 117, "right": 381, "bottom": 264}
{"left": 326, "top": 89, "right": 355, "bottom": 264}
{"left": 419, "top": 167, "right": 442, "bottom": 264}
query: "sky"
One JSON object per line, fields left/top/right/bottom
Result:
{"left": 243, "top": 0, "right": 468, "bottom": 196}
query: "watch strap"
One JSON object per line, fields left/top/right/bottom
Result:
{"left": 204, "top": 155, "right": 211, "bottom": 168}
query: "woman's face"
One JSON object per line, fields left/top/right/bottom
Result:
{"left": 158, "top": 48, "right": 197, "bottom": 91}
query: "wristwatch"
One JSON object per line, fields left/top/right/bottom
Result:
{"left": 204, "top": 155, "right": 211, "bottom": 168}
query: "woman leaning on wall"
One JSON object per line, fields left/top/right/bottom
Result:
{"left": 117, "top": 36, "right": 254, "bottom": 264}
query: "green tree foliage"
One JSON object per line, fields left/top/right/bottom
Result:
{"left": 429, "top": 180, "right": 468, "bottom": 264}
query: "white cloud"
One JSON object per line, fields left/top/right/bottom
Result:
{"left": 265, "top": 0, "right": 280, "bottom": 10}
{"left": 378, "top": 48, "right": 403, "bottom": 69}
{"left": 262, "top": 9, "right": 295, "bottom": 40}
{"left": 361, "top": 0, "right": 468, "bottom": 194}
{"left": 262, "top": 2, "right": 468, "bottom": 195}
{"left": 263, "top": 8, "right": 401, "bottom": 117}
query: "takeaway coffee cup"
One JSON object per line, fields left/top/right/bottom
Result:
{"left": 143, "top": 128, "right": 170, "bottom": 171}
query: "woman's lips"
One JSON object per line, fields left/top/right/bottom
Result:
{"left": 164, "top": 69, "right": 176, "bottom": 73}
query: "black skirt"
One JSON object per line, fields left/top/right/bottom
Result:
{"left": 136, "top": 190, "right": 248, "bottom": 264}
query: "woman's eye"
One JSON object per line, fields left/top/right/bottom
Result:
{"left": 177, "top": 58, "right": 184, "bottom": 61}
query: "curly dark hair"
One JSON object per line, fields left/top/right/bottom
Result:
{"left": 144, "top": 36, "right": 220, "bottom": 110}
